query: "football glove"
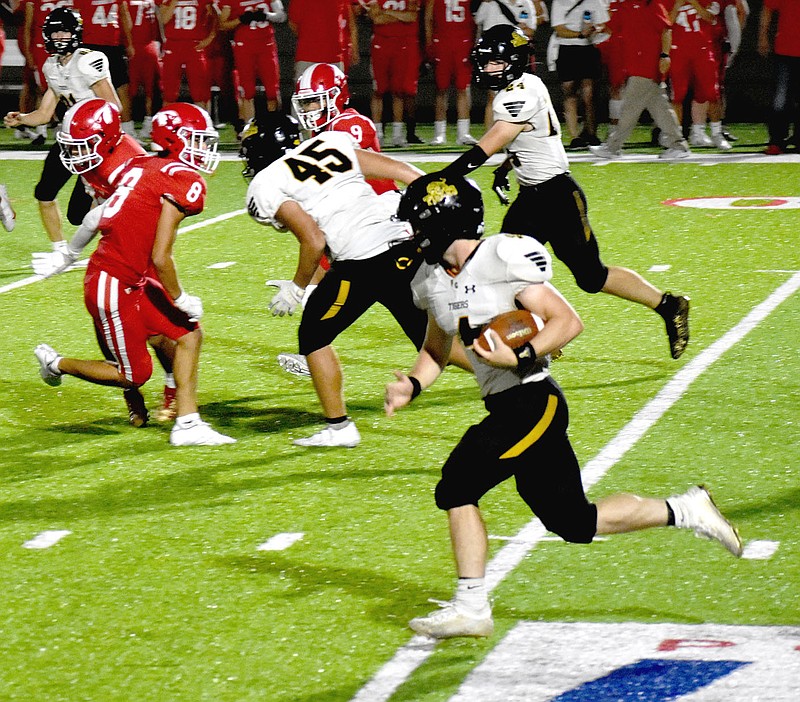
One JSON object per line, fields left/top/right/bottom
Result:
{"left": 31, "top": 249, "right": 78, "bottom": 278}
{"left": 266, "top": 279, "right": 305, "bottom": 317}
{"left": 492, "top": 167, "right": 511, "bottom": 206}
{"left": 174, "top": 291, "right": 203, "bottom": 322}
{"left": 239, "top": 10, "right": 255, "bottom": 23}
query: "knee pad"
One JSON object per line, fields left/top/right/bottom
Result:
{"left": 539, "top": 503, "right": 598, "bottom": 544}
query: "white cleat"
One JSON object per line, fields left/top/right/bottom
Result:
{"left": 169, "top": 419, "right": 236, "bottom": 446}
{"left": 588, "top": 143, "right": 621, "bottom": 160}
{"left": 409, "top": 600, "right": 494, "bottom": 639}
{"left": 659, "top": 147, "right": 691, "bottom": 160}
{"left": 277, "top": 352, "right": 311, "bottom": 378}
{"left": 668, "top": 485, "right": 743, "bottom": 557}
{"left": 429, "top": 135, "right": 446, "bottom": 146}
{"left": 293, "top": 422, "right": 360, "bottom": 448}
{"left": 35, "top": 343, "right": 63, "bottom": 386}
{"left": 0, "top": 184, "right": 16, "bottom": 232}
{"left": 689, "top": 132, "right": 713, "bottom": 147}
{"left": 456, "top": 134, "right": 478, "bottom": 145}
{"left": 711, "top": 134, "right": 732, "bottom": 151}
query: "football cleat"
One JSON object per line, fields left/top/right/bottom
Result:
{"left": 711, "top": 134, "right": 732, "bottom": 151}
{"left": 689, "top": 131, "right": 713, "bottom": 147}
{"left": 155, "top": 385, "right": 177, "bottom": 422}
{"left": 169, "top": 418, "right": 236, "bottom": 446}
{"left": 407, "top": 134, "right": 424, "bottom": 145}
{"left": 659, "top": 147, "right": 691, "bottom": 160}
{"left": 0, "top": 184, "right": 16, "bottom": 232}
{"left": 668, "top": 485, "right": 743, "bottom": 557}
{"left": 456, "top": 134, "right": 478, "bottom": 146}
{"left": 588, "top": 143, "right": 621, "bottom": 160}
{"left": 660, "top": 293, "right": 690, "bottom": 359}
{"left": 409, "top": 599, "right": 494, "bottom": 639}
{"left": 429, "top": 135, "right": 446, "bottom": 146}
{"left": 123, "top": 387, "right": 149, "bottom": 428}
{"left": 293, "top": 422, "right": 360, "bottom": 448}
{"left": 277, "top": 353, "right": 311, "bottom": 378}
{"left": 35, "top": 343, "right": 63, "bottom": 386}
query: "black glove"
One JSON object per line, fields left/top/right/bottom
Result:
{"left": 250, "top": 8, "right": 268, "bottom": 21}
{"left": 492, "top": 167, "right": 511, "bottom": 206}
{"left": 239, "top": 10, "right": 255, "bottom": 23}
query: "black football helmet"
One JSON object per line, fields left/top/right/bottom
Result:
{"left": 239, "top": 112, "right": 302, "bottom": 179}
{"left": 471, "top": 25, "right": 531, "bottom": 91}
{"left": 397, "top": 174, "right": 484, "bottom": 265}
{"left": 43, "top": 7, "right": 83, "bottom": 56}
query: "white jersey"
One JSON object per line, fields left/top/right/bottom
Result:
{"left": 42, "top": 49, "right": 111, "bottom": 110}
{"left": 412, "top": 234, "right": 553, "bottom": 397}
{"left": 492, "top": 73, "right": 570, "bottom": 186}
{"left": 245, "top": 131, "right": 411, "bottom": 261}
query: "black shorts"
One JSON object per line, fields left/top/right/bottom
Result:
{"left": 556, "top": 44, "right": 601, "bottom": 82}
{"left": 84, "top": 44, "right": 129, "bottom": 87}
{"left": 297, "top": 241, "right": 427, "bottom": 356}
{"left": 34, "top": 143, "right": 93, "bottom": 224}
{"left": 502, "top": 173, "right": 608, "bottom": 293}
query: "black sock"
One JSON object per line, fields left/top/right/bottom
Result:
{"left": 655, "top": 293, "right": 674, "bottom": 320}
{"left": 666, "top": 501, "right": 676, "bottom": 526}
{"left": 325, "top": 416, "right": 349, "bottom": 427}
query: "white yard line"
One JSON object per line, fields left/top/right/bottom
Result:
{"left": 349, "top": 270, "right": 800, "bottom": 702}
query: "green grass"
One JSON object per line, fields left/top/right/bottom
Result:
{"left": 0, "top": 151, "right": 798, "bottom": 701}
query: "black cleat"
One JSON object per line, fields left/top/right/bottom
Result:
{"left": 659, "top": 293, "right": 690, "bottom": 359}
{"left": 406, "top": 133, "right": 424, "bottom": 145}
{"left": 123, "top": 387, "right": 149, "bottom": 428}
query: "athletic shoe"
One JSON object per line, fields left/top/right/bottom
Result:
{"left": 711, "top": 134, "right": 732, "bottom": 151}
{"left": 407, "top": 133, "right": 424, "bottom": 145}
{"left": 659, "top": 147, "right": 691, "bottom": 160}
{"left": 123, "top": 387, "right": 149, "bottom": 428}
{"left": 409, "top": 600, "right": 494, "bottom": 639}
{"left": 568, "top": 136, "right": 587, "bottom": 150}
{"left": 429, "top": 135, "right": 446, "bottom": 146}
{"left": 722, "top": 129, "right": 737, "bottom": 142}
{"left": 456, "top": 134, "right": 478, "bottom": 145}
{"left": 689, "top": 131, "right": 713, "bottom": 147}
{"left": 14, "top": 127, "right": 35, "bottom": 140}
{"left": 0, "top": 184, "right": 16, "bottom": 232}
{"left": 169, "top": 419, "right": 236, "bottom": 446}
{"left": 583, "top": 133, "right": 601, "bottom": 146}
{"left": 31, "top": 134, "right": 46, "bottom": 147}
{"left": 659, "top": 293, "right": 690, "bottom": 359}
{"left": 668, "top": 485, "right": 743, "bottom": 557}
{"left": 391, "top": 136, "right": 408, "bottom": 148}
{"left": 293, "top": 422, "right": 360, "bottom": 448}
{"left": 155, "top": 385, "right": 177, "bottom": 422}
{"left": 588, "top": 143, "right": 621, "bottom": 160}
{"left": 764, "top": 144, "right": 784, "bottom": 155}
{"left": 35, "top": 343, "right": 63, "bottom": 387}
{"left": 277, "top": 353, "right": 311, "bottom": 378}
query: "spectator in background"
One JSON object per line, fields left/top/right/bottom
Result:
{"left": 597, "top": 0, "right": 626, "bottom": 128}
{"left": 289, "top": 0, "right": 357, "bottom": 80}
{"left": 366, "top": 0, "right": 423, "bottom": 147}
{"left": 589, "top": 0, "right": 690, "bottom": 160}
{"left": 123, "top": 0, "right": 161, "bottom": 142}
{"left": 218, "top": 0, "right": 285, "bottom": 124}
{"left": 72, "top": 0, "right": 135, "bottom": 135}
{"left": 758, "top": 0, "right": 800, "bottom": 155}
{"left": 156, "top": 0, "right": 217, "bottom": 111}
{"left": 425, "top": 0, "right": 478, "bottom": 146}
{"left": 551, "top": 0, "right": 609, "bottom": 148}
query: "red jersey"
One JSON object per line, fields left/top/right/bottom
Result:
{"left": 611, "top": 0, "right": 672, "bottom": 82}
{"left": 372, "top": 0, "right": 419, "bottom": 40}
{"left": 83, "top": 133, "right": 146, "bottom": 201}
{"left": 125, "top": 0, "right": 160, "bottom": 45}
{"left": 288, "top": 0, "right": 348, "bottom": 63}
{"left": 672, "top": 0, "right": 719, "bottom": 49}
{"left": 326, "top": 108, "right": 395, "bottom": 195}
{"left": 223, "top": 0, "right": 277, "bottom": 43}
{"left": 765, "top": 0, "right": 800, "bottom": 58}
{"left": 72, "top": 0, "right": 122, "bottom": 45}
{"left": 94, "top": 155, "right": 207, "bottom": 286}
{"left": 27, "top": 0, "right": 74, "bottom": 47}
{"left": 157, "top": 0, "right": 214, "bottom": 42}
{"left": 428, "top": 0, "right": 474, "bottom": 44}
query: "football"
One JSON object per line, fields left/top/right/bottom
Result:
{"left": 475, "top": 309, "right": 540, "bottom": 352}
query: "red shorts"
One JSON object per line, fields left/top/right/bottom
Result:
{"left": 371, "top": 37, "right": 420, "bottom": 96}
{"left": 233, "top": 40, "right": 279, "bottom": 100}
{"left": 670, "top": 44, "right": 719, "bottom": 104}
{"left": 32, "top": 43, "right": 50, "bottom": 90}
{"left": 84, "top": 266, "right": 196, "bottom": 385}
{"left": 431, "top": 37, "right": 472, "bottom": 91}
{"left": 128, "top": 41, "right": 161, "bottom": 99}
{"left": 161, "top": 40, "right": 211, "bottom": 103}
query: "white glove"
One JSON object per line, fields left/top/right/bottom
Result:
{"left": 266, "top": 279, "right": 305, "bottom": 317}
{"left": 31, "top": 249, "right": 78, "bottom": 278}
{"left": 174, "top": 291, "right": 203, "bottom": 321}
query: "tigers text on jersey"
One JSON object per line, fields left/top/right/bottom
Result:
{"left": 492, "top": 73, "right": 570, "bottom": 187}
{"left": 42, "top": 49, "right": 111, "bottom": 107}
{"left": 94, "top": 154, "right": 207, "bottom": 287}
{"left": 245, "top": 131, "right": 411, "bottom": 262}
{"left": 411, "top": 234, "right": 553, "bottom": 398}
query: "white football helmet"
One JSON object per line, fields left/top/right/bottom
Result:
{"left": 291, "top": 63, "right": 350, "bottom": 132}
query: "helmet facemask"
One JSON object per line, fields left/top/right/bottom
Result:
{"left": 292, "top": 87, "right": 340, "bottom": 131}
{"left": 57, "top": 132, "right": 103, "bottom": 174}
{"left": 177, "top": 126, "right": 220, "bottom": 174}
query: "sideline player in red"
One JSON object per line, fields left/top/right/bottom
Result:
{"left": 123, "top": 0, "right": 161, "bottom": 141}
{"left": 424, "top": 0, "right": 477, "bottom": 146}
{"left": 217, "top": 0, "right": 285, "bottom": 123}
{"left": 157, "top": 0, "right": 217, "bottom": 110}
{"left": 33, "top": 103, "right": 235, "bottom": 446}
{"left": 288, "top": 0, "right": 357, "bottom": 79}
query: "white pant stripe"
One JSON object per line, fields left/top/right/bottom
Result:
{"left": 96, "top": 271, "right": 133, "bottom": 381}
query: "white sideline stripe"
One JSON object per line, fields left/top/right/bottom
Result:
{"left": 0, "top": 211, "right": 246, "bottom": 296}
{"left": 207, "top": 261, "right": 237, "bottom": 269}
{"left": 742, "top": 540, "right": 780, "bottom": 560}
{"left": 648, "top": 264, "right": 671, "bottom": 272}
{"left": 349, "top": 269, "right": 800, "bottom": 702}
{"left": 23, "top": 530, "right": 72, "bottom": 549}
{"left": 257, "top": 532, "right": 304, "bottom": 551}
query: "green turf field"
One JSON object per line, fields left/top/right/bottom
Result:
{"left": 0, "top": 145, "right": 798, "bottom": 701}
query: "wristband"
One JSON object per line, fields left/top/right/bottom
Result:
{"left": 408, "top": 376, "right": 422, "bottom": 400}
{"left": 444, "top": 145, "right": 489, "bottom": 177}
{"left": 660, "top": 52, "right": 670, "bottom": 59}
{"left": 513, "top": 342, "right": 538, "bottom": 374}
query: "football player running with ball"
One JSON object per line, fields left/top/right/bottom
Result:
{"left": 433, "top": 24, "right": 691, "bottom": 360}
{"left": 34, "top": 103, "right": 235, "bottom": 447}
{"left": 384, "top": 174, "right": 742, "bottom": 640}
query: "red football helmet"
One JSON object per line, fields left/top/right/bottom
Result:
{"left": 291, "top": 63, "right": 350, "bottom": 132}
{"left": 150, "top": 103, "right": 220, "bottom": 174}
{"left": 57, "top": 98, "right": 123, "bottom": 174}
